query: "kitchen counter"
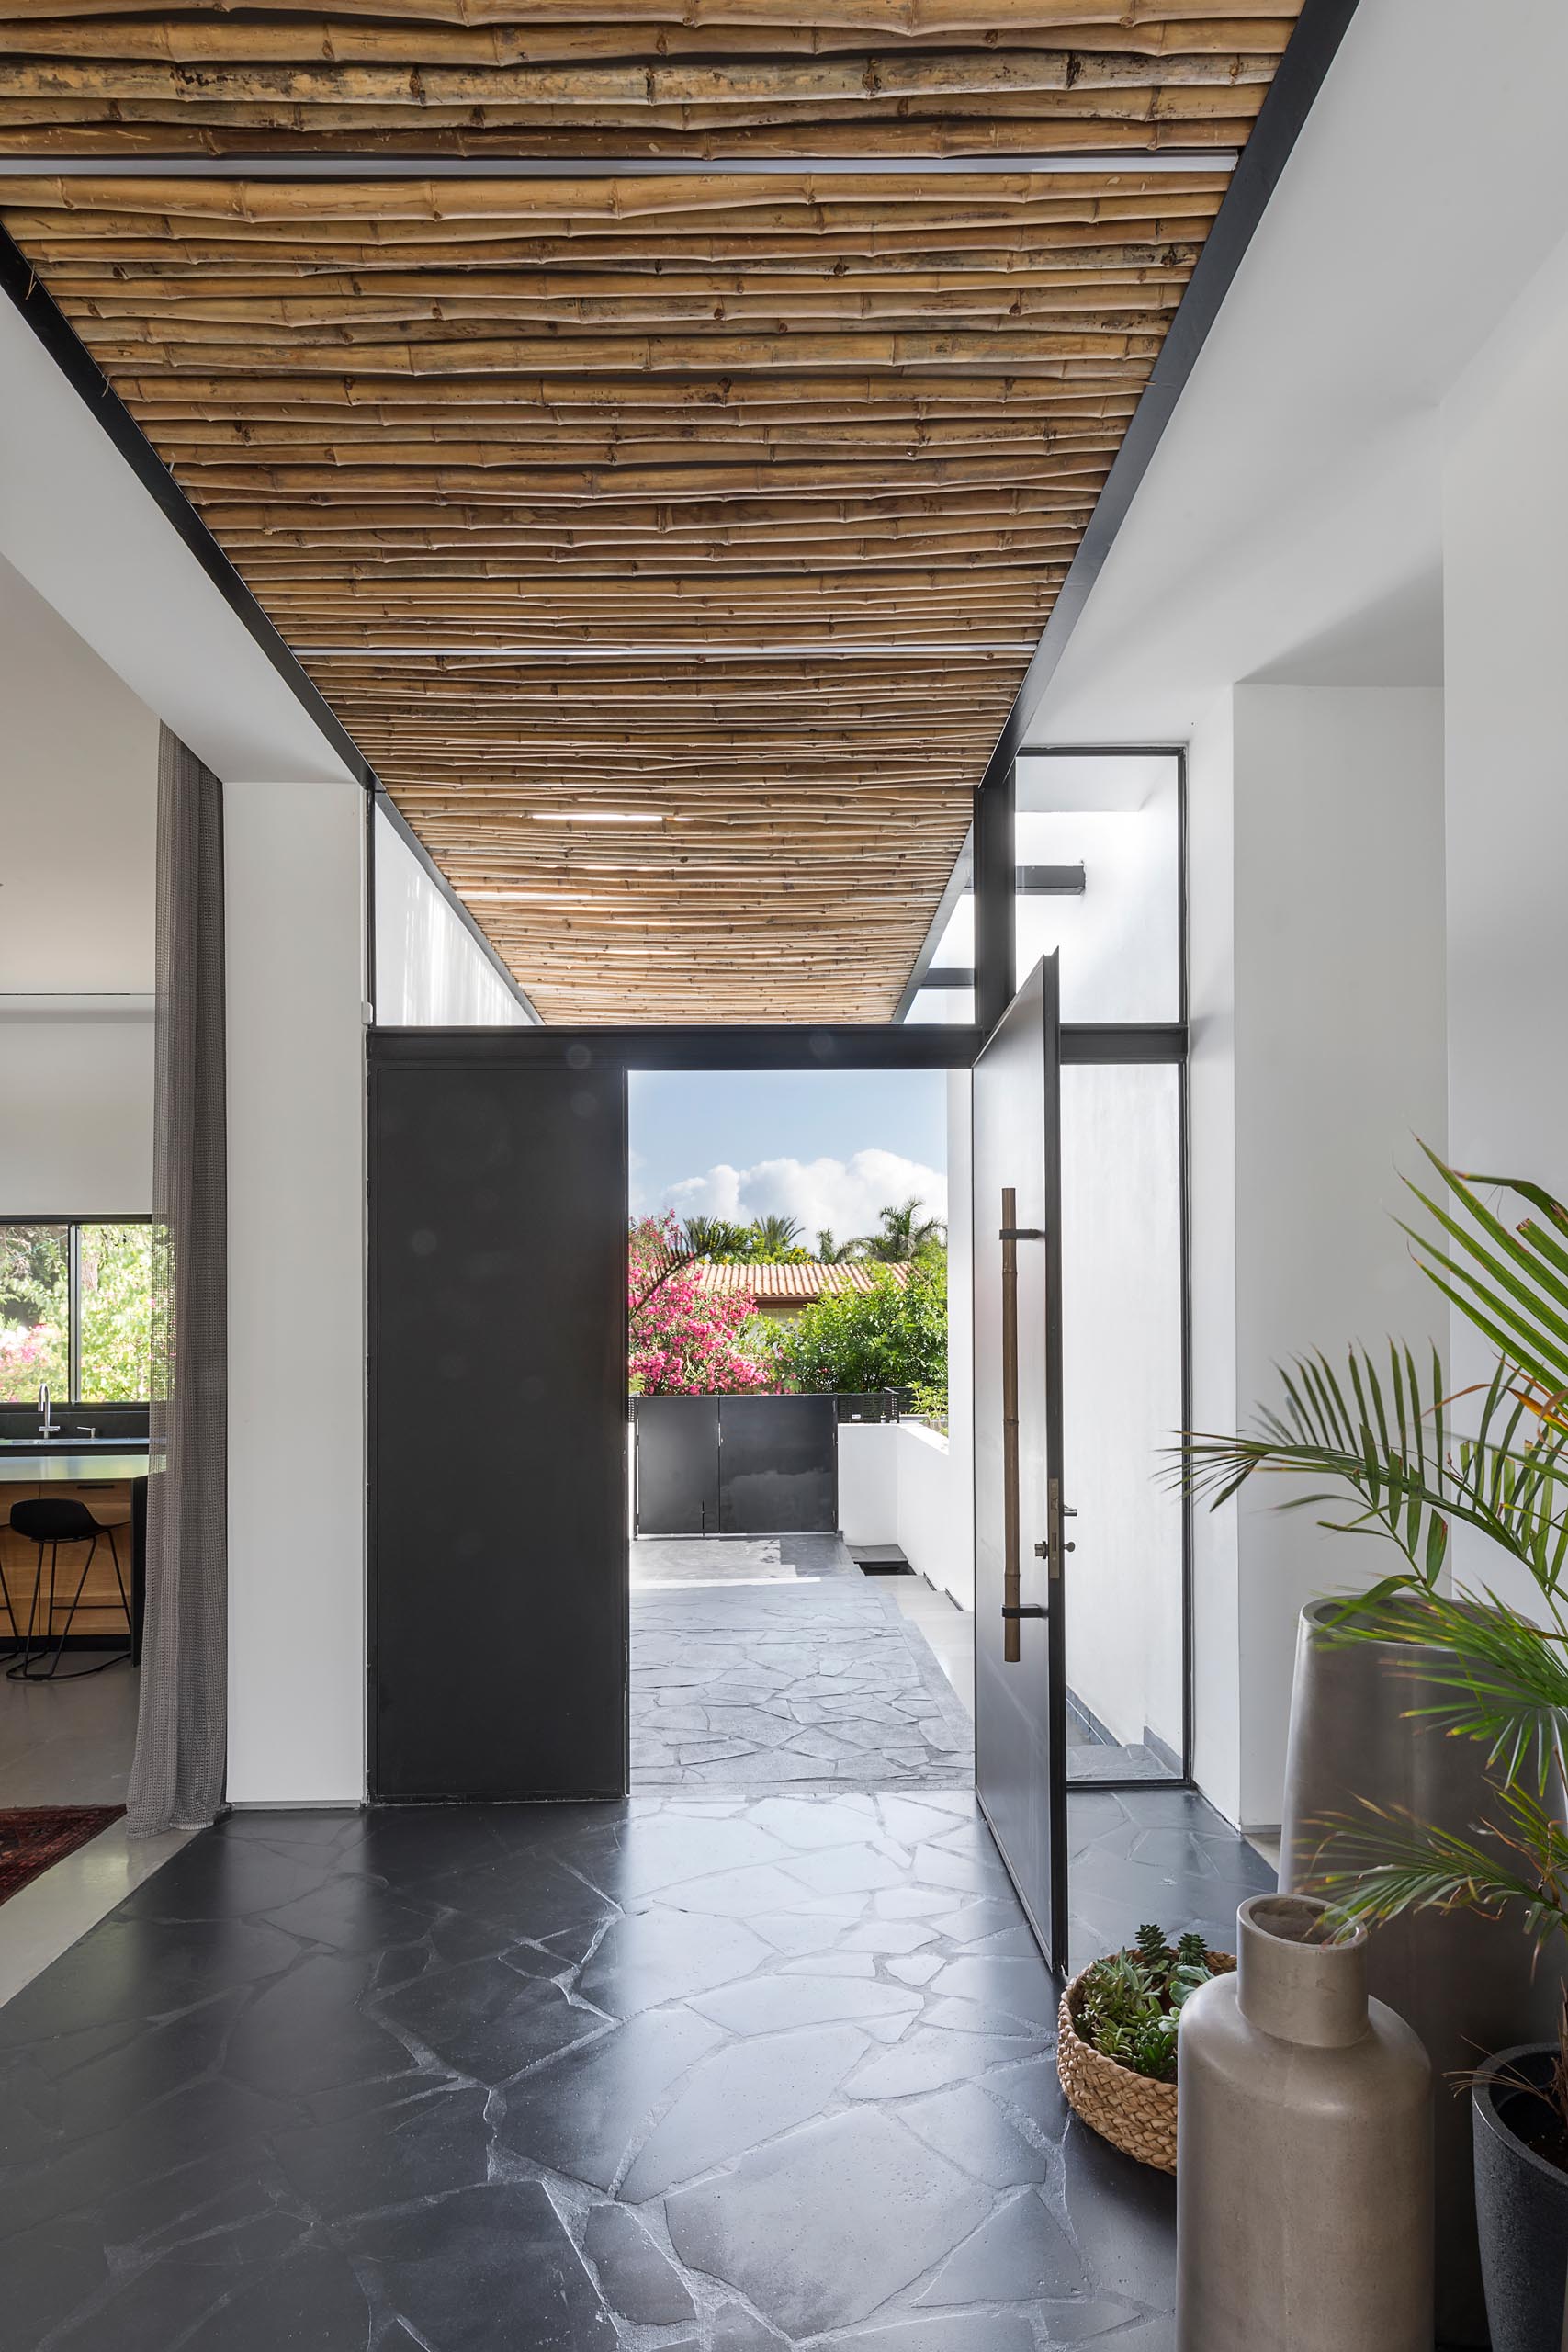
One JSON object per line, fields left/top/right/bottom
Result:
{"left": 0, "top": 1450, "right": 150, "bottom": 1482}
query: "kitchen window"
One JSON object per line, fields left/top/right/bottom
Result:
{"left": 0, "top": 1218, "right": 153, "bottom": 1405}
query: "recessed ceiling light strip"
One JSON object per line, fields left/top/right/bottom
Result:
{"left": 0, "top": 151, "right": 1237, "bottom": 180}
{"left": 298, "top": 642, "right": 1039, "bottom": 660}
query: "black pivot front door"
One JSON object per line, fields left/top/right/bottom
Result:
{"left": 370, "top": 1054, "right": 628, "bottom": 1800}
{"left": 972, "top": 955, "right": 1068, "bottom": 1968}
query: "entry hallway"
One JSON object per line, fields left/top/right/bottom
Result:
{"left": 2, "top": 1787, "right": 1269, "bottom": 2349}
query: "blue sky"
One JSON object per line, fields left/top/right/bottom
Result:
{"left": 629, "top": 1070, "right": 949, "bottom": 1245}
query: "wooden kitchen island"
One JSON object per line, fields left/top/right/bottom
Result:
{"left": 0, "top": 1449, "right": 149, "bottom": 1651}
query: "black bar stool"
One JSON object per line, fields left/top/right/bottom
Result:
{"left": 6, "top": 1498, "right": 132, "bottom": 1681}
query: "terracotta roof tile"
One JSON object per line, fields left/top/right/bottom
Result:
{"left": 694, "top": 1260, "right": 912, "bottom": 1303}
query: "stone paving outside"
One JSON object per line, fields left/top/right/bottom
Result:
{"left": 630, "top": 1536, "right": 974, "bottom": 1792}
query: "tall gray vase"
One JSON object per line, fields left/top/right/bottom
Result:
{"left": 1176, "top": 1893, "right": 1432, "bottom": 2352}
{"left": 1281, "top": 1598, "right": 1565, "bottom": 2347}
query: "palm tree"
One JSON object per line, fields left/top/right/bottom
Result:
{"left": 1179, "top": 1149, "right": 1568, "bottom": 2133}
{"left": 852, "top": 1197, "right": 946, "bottom": 1263}
{"left": 749, "top": 1213, "right": 807, "bottom": 1263}
{"left": 816, "top": 1228, "right": 855, "bottom": 1263}
{"left": 680, "top": 1216, "right": 755, "bottom": 1262}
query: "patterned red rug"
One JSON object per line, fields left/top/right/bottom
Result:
{"left": 0, "top": 1806, "right": 126, "bottom": 1905}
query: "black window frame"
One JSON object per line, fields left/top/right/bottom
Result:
{"left": 0, "top": 1214, "right": 153, "bottom": 1407}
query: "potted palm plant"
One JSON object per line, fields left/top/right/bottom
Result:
{"left": 1181, "top": 1149, "right": 1568, "bottom": 2350}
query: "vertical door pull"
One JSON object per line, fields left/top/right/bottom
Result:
{"left": 998, "top": 1190, "right": 1051, "bottom": 1654}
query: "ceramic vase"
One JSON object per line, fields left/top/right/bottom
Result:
{"left": 1176, "top": 1892, "right": 1432, "bottom": 2352}
{"left": 1281, "top": 1596, "right": 1566, "bottom": 2346}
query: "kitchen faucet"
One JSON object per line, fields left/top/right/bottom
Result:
{"left": 38, "top": 1381, "right": 59, "bottom": 1440}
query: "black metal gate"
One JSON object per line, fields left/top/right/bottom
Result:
{"left": 634, "top": 1392, "right": 838, "bottom": 1535}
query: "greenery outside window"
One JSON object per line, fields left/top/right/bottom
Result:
{"left": 0, "top": 1219, "right": 153, "bottom": 1405}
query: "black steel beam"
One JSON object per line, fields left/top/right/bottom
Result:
{"left": 971, "top": 766, "right": 1016, "bottom": 1040}
{"left": 368, "top": 1021, "right": 1185, "bottom": 1072}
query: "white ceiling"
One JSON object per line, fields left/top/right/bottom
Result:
{"left": 1028, "top": 0, "right": 1568, "bottom": 745}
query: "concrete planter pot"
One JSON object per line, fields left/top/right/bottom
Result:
{"left": 1472, "top": 2044, "right": 1568, "bottom": 2352}
{"left": 1175, "top": 1893, "right": 1432, "bottom": 2352}
{"left": 1281, "top": 1598, "right": 1566, "bottom": 2347}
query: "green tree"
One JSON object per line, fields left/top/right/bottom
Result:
{"left": 852, "top": 1197, "right": 946, "bottom": 1263}
{"left": 679, "top": 1212, "right": 809, "bottom": 1264}
{"left": 749, "top": 1213, "right": 808, "bottom": 1263}
{"left": 78, "top": 1224, "right": 154, "bottom": 1402}
{"left": 772, "top": 1257, "right": 947, "bottom": 1398}
{"left": 0, "top": 1225, "right": 69, "bottom": 1401}
{"left": 816, "top": 1228, "right": 855, "bottom": 1263}
{"left": 680, "top": 1216, "right": 756, "bottom": 1261}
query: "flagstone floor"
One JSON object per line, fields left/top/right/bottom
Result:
{"left": 631, "top": 1536, "right": 974, "bottom": 1792}
{"left": 1, "top": 1783, "right": 1271, "bottom": 2350}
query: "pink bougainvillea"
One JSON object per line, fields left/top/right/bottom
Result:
{"left": 628, "top": 1214, "right": 774, "bottom": 1396}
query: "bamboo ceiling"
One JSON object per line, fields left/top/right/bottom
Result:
{"left": 0, "top": 5, "right": 1305, "bottom": 1021}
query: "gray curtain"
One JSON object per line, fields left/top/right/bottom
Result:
{"left": 127, "top": 728, "right": 228, "bottom": 1835}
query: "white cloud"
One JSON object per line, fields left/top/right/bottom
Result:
{"left": 665, "top": 1149, "right": 946, "bottom": 1249}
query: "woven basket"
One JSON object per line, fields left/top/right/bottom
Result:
{"left": 1056, "top": 1949, "right": 1235, "bottom": 2174}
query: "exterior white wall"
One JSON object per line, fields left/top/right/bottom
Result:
{"left": 837, "top": 1421, "right": 898, "bottom": 1546}
{"left": 372, "top": 803, "right": 533, "bottom": 1028}
{"left": 893, "top": 1419, "right": 970, "bottom": 1604}
{"left": 836, "top": 1418, "right": 974, "bottom": 1611}
{"left": 1189, "top": 684, "right": 1448, "bottom": 1827}
{"left": 225, "top": 779, "right": 367, "bottom": 1805}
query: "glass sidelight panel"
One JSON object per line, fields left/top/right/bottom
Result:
{"left": 1059, "top": 1061, "right": 1185, "bottom": 1780}
{"left": 1014, "top": 752, "right": 1180, "bottom": 1023}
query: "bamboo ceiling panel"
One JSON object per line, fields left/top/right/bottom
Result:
{"left": 0, "top": 6, "right": 1304, "bottom": 1021}
{"left": 0, "top": 6, "right": 1300, "bottom": 158}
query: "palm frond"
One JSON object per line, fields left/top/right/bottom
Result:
{"left": 1177, "top": 1342, "right": 1568, "bottom": 1595}
{"left": 1403, "top": 1148, "right": 1568, "bottom": 1401}
{"left": 1334, "top": 1588, "right": 1568, "bottom": 1796}
{"left": 1309, "top": 1789, "right": 1568, "bottom": 1955}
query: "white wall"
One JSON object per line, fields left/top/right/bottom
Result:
{"left": 838, "top": 1420, "right": 899, "bottom": 1547}
{"left": 837, "top": 1418, "right": 974, "bottom": 1611}
{"left": 1187, "top": 692, "right": 1244, "bottom": 1824}
{"left": 0, "top": 558, "right": 158, "bottom": 1216}
{"left": 372, "top": 802, "right": 533, "bottom": 1027}
{"left": 0, "top": 1011, "right": 153, "bottom": 1214}
{"left": 1189, "top": 684, "right": 1449, "bottom": 1826}
{"left": 1441, "top": 232, "right": 1568, "bottom": 1608}
{"left": 226, "top": 779, "right": 367, "bottom": 1805}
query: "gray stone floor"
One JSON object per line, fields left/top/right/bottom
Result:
{"left": 0, "top": 1784, "right": 1272, "bottom": 2350}
{"left": 631, "top": 1538, "right": 974, "bottom": 1792}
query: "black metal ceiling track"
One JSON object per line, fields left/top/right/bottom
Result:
{"left": 370, "top": 1023, "right": 1185, "bottom": 1074}
{"left": 0, "top": 222, "right": 377, "bottom": 794}
{"left": 969, "top": 0, "right": 1361, "bottom": 796}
